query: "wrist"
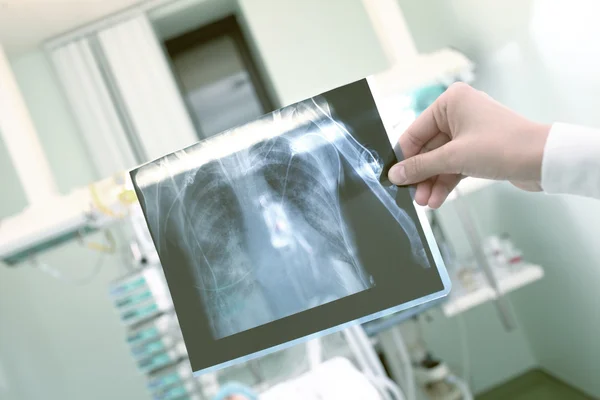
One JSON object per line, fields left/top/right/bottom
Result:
{"left": 525, "top": 122, "right": 552, "bottom": 182}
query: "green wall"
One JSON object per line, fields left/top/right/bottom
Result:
{"left": 399, "top": 0, "right": 600, "bottom": 397}
{"left": 0, "top": 51, "right": 149, "bottom": 400}
{"left": 485, "top": 185, "right": 600, "bottom": 397}
{"left": 237, "top": 0, "right": 389, "bottom": 106}
{"left": 9, "top": 51, "right": 97, "bottom": 194}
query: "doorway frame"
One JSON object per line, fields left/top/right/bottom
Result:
{"left": 164, "top": 15, "right": 276, "bottom": 115}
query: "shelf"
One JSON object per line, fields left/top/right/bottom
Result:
{"left": 0, "top": 190, "right": 95, "bottom": 265}
{"left": 442, "top": 264, "right": 544, "bottom": 317}
{"left": 0, "top": 174, "right": 133, "bottom": 265}
{"left": 421, "top": 178, "right": 495, "bottom": 214}
{"left": 448, "top": 177, "right": 496, "bottom": 201}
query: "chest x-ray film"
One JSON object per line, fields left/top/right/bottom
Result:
{"left": 131, "top": 79, "right": 450, "bottom": 374}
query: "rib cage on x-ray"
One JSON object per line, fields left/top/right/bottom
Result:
{"left": 138, "top": 98, "right": 429, "bottom": 339}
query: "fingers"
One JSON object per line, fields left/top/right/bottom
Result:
{"left": 427, "top": 174, "right": 462, "bottom": 209}
{"left": 421, "top": 132, "right": 450, "bottom": 153}
{"left": 398, "top": 90, "right": 451, "bottom": 158}
{"left": 398, "top": 105, "right": 442, "bottom": 159}
{"left": 403, "top": 175, "right": 462, "bottom": 208}
{"left": 414, "top": 179, "right": 433, "bottom": 206}
{"left": 510, "top": 180, "right": 543, "bottom": 192}
{"left": 388, "top": 143, "right": 459, "bottom": 185}
{"left": 411, "top": 134, "right": 450, "bottom": 206}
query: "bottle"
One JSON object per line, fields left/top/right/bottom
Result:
{"left": 500, "top": 233, "right": 524, "bottom": 270}
{"left": 483, "top": 235, "right": 508, "bottom": 275}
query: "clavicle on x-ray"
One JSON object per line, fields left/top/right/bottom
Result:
{"left": 131, "top": 79, "right": 449, "bottom": 374}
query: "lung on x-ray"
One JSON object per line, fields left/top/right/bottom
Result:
{"left": 131, "top": 78, "right": 450, "bottom": 374}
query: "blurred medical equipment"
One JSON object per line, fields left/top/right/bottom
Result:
{"left": 213, "top": 382, "right": 259, "bottom": 400}
{"left": 412, "top": 346, "right": 472, "bottom": 400}
{"left": 1, "top": 68, "right": 493, "bottom": 400}
{"left": 208, "top": 326, "right": 406, "bottom": 400}
{"left": 110, "top": 241, "right": 412, "bottom": 399}
{"left": 106, "top": 216, "right": 423, "bottom": 399}
{"left": 201, "top": 312, "right": 476, "bottom": 400}
{"left": 376, "top": 319, "right": 474, "bottom": 400}
{"left": 1, "top": 73, "right": 536, "bottom": 400}
{"left": 111, "top": 268, "right": 173, "bottom": 326}
{"left": 0, "top": 172, "right": 137, "bottom": 265}
{"left": 260, "top": 357, "right": 385, "bottom": 400}
{"left": 110, "top": 258, "right": 197, "bottom": 398}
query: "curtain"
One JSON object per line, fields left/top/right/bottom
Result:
{"left": 50, "top": 38, "right": 137, "bottom": 178}
{"left": 97, "top": 15, "right": 198, "bottom": 161}
{"left": 48, "top": 14, "right": 199, "bottom": 178}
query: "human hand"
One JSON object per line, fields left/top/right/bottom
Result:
{"left": 387, "top": 83, "right": 551, "bottom": 208}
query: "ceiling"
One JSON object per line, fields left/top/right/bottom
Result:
{"left": 0, "top": 0, "right": 145, "bottom": 54}
{"left": 151, "top": 0, "right": 237, "bottom": 41}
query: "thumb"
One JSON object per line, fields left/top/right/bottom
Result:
{"left": 388, "top": 146, "right": 455, "bottom": 185}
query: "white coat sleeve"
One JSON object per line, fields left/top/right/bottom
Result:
{"left": 541, "top": 123, "right": 600, "bottom": 199}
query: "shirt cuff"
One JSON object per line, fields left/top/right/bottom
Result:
{"left": 541, "top": 122, "right": 600, "bottom": 199}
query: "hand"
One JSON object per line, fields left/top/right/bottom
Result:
{"left": 387, "top": 82, "right": 551, "bottom": 208}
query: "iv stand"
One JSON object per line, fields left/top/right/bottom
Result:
{"left": 452, "top": 187, "right": 515, "bottom": 331}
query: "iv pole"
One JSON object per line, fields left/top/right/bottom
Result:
{"left": 452, "top": 187, "right": 515, "bottom": 331}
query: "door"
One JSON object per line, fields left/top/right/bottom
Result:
{"left": 165, "top": 16, "right": 275, "bottom": 139}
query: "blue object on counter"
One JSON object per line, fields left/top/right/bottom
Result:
{"left": 127, "top": 326, "right": 160, "bottom": 345}
{"left": 148, "top": 370, "right": 183, "bottom": 391}
{"left": 213, "top": 382, "right": 258, "bottom": 400}
{"left": 110, "top": 276, "right": 147, "bottom": 296}
{"left": 121, "top": 302, "right": 159, "bottom": 322}
{"left": 411, "top": 84, "right": 447, "bottom": 115}
{"left": 115, "top": 289, "right": 153, "bottom": 308}
{"left": 153, "top": 384, "right": 189, "bottom": 400}
{"left": 132, "top": 338, "right": 167, "bottom": 359}
{"left": 138, "top": 351, "right": 175, "bottom": 373}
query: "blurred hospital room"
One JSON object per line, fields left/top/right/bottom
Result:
{"left": 0, "top": 0, "right": 599, "bottom": 399}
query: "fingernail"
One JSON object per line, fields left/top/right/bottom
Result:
{"left": 388, "top": 164, "right": 406, "bottom": 185}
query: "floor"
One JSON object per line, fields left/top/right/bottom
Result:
{"left": 477, "top": 370, "right": 594, "bottom": 400}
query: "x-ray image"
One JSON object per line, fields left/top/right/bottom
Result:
{"left": 131, "top": 79, "right": 450, "bottom": 374}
